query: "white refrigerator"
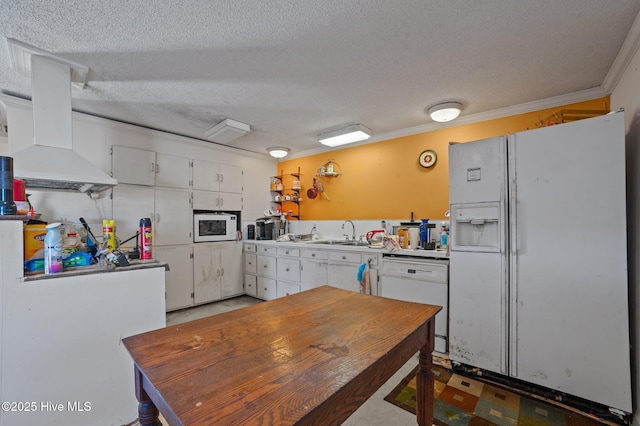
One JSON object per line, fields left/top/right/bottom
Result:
{"left": 448, "top": 111, "right": 631, "bottom": 414}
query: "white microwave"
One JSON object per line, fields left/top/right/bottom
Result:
{"left": 193, "top": 213, "right": 237, "bottom": 242}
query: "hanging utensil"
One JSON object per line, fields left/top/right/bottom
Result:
{"left": 307, "top": 179, "right": 318, "bottom": 199}
{"left": 315, "top": 179, "right": 330, "bottom": 200}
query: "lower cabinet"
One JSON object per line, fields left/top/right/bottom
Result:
{"left": 194, "top": 242, "right": 243, "bottom": 304}
{"left": 155, "top": 246, "right": 194, "bottom": 311}
{"left": 158, "top": 241, "right": 243, "bottom": 312}
{"left": 257, "top": 277, "right": 277, "bottom": 300}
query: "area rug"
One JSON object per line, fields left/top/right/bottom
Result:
{"left": 384, "top": 362, "right": 607, "bottom": 426}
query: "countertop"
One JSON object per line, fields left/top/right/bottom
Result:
{"left": 24, "top": 259, "right": 169, "bottom": 282}
{"left": 245, "top": 239, "right": 449, "bottom": 259}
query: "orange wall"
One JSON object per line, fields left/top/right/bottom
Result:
{"left": 277, "top": 97, "right": 609, "bottom": 221}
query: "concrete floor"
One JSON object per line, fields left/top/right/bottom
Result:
{"left": 165, "top": 296, "right": 423, "bottom": 426}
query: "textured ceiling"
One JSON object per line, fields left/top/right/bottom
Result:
{"left": 1, "top": 1, "right": 639, "bottom": 158}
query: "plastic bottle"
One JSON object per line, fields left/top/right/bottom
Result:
{"left": 381, "top": 220, "right": 387, "bottom": 234}
{"left": 419, "top": 219, "right": 430, "bottom": 248}
{"left": 440, "top": 223, "right": 448, "bottom": 250}
{"left": 140, "top": 218, "right": 153, "bottom": 260}
{"left": 103, "top": 219, "right": 116, "bottom": 252}
{"left": 44, "top": 222, "right": 63, "bottom": 274}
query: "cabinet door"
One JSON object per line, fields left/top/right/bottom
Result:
{"left": 112, "top": 184, "right": 155, "bottom": 248}
{"left": 192, "top": 159, "right": 220, "bottom": 191}
{"left": 300, "top": 259, "right": 328, "bottom": 291}
{"left": 112, "top": 146, "right": 156, "bottom": 186}
{"left": 218, "top": 192, "right": 242, "bottom": 211}
{"left": 193, "top": 190, "right": 220, "bottom": 210}
{"left": 244, "top": 274, "right": 257, "bottom": 297}
{"left": 155, "top": 246, "right": 193, "bottom": 311}
{"left": 155, "top": 153, "right": 190, "bottom": 189}
{"left": 220, "top": 241, "right": 243, "bottom": 298}
{"left": 277, "top": 258, "right": 301, "bottom": 282}
{"left": 328, "top": 263, "right": 361, "bottom": 293}
{"left": 257, "top": 255, "right": 277, "bottom": 278}
{"left": 219, "top": 163, "right": 242, "bottom": 193}
{"left": 193, "top": 243, "right": 222, "bottom": 304}
{"left": 245, "top": 253, "right": 257, "bottom": 274}
{"left": 257, "top": 277, "right": 277, "bottom": 300}
{"left": 154, "top": 189, "right": 192, "bottom": 246}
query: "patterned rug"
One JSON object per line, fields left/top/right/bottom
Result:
{"left": 384, "top": 363, "right": 608, "bottom": 426}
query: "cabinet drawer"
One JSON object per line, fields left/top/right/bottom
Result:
{"left": 258, "top": 245, "right": 277, "bottom": 255}
{"left": 277, "top": 247, "right": 300, "bottom": 257}
{"left": 257, "top": 255, "right": 277, "bottom": 277}
{"left": 277, "top": 258, "right": 301, "bottom": 282}
{"left": 300, "top": 248, "right": 328, "bottom": 260}
{"left": 328, "top": 251, "right": 362, "bottom": 264}
{"left": 244, "top": 243, "right": 256, "bottom": 253}
{"left": 257, "top": 277, "right": 277, "bottom": 300}
{"left": 244, "top": 254, "right": 257, "bottom": 274}
{"left": 244, "top": 274, "right": 257, "bottom": 297}
{"left": 277, "top": 281, "right": 301, "bottom": 298}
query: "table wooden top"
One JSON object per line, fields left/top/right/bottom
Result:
{"left": 123, "top": 286, "right": 441, "bottom": 425}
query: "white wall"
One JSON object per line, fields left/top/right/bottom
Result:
{"left": 0, "top": 95, "right": 276, "bottom": 233}
{"left": 610, "top": 24, "right": 640, "bottom": 426}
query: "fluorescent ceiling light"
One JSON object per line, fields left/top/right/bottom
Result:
{"left": 268, "top": 147, "right": 289, "bottom": 158}
{"left": 428, "top": 102, "right": 463, "bottom": 122}
{"left": 318, "top": 124, "right": 372, "bottom": 147}
{"left": 204, "top": 118, "right": 250, "bottom": 144}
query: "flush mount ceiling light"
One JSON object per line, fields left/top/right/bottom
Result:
{"left": 204, "top": 118, "right": 251, "bottom": 144}
{"left": 428, "top": 102, "right": 463, "bottom": 122}
{"left": 318, "top": 124, "right": 372, "bottom": 147}
{"left": 267, "top": 147, "right": 289, "bottom": 159}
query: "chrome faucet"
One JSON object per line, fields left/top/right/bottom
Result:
{"left": 342, "top": 220, "right": 356, "bottom": 241}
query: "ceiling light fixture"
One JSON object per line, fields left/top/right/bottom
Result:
{"left": 428, "top": 102, "right": 463, "bottom": 122}
{"left": 318, "top": 124, "right": 372, "bottom": 147}
{"left": 204, "top": 118, "right": 250, "bottom": 144}
{"left": 268, "top": 147, "right": 289, "bottom": 159}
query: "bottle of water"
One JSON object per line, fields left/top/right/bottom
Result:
{"left": 44, "top": 222, "right": 63, "bottom": 274}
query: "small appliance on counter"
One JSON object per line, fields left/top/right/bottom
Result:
{"left": 255, "top": 217, "right": 285, "bottom": 240}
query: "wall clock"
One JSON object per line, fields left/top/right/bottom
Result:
{"left": 419, "top": 149, "right": 437, "bottom": 168}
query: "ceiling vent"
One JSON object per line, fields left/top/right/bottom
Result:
{"left": 204, "top": 119, "right": 250, "bottom": 144}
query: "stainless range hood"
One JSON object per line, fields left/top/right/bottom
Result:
{"left": 8, "top": 39, "right": 117, "bottom": 194}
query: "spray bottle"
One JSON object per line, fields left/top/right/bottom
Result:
{"left": 139, "top": 218, "right": 153, "bottom": 260}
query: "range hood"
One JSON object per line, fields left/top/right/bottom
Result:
{"left": 8, "top": 39, "right": 117, "bottom": 194}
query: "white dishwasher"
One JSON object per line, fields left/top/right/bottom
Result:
{"left": 380, "top": 255, "right": 449, "bottom": 353}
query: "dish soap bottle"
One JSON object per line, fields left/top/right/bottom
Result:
{"left": 44, "top": 222, "right": 63, "bottom": 274}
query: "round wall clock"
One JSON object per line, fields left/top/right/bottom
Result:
{"left": 419, "top": 149, "right": 437, "bottom": 168}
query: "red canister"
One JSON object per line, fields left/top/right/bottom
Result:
{"left": 13, "top": 179, "right": 26, "bottom": 202}
{"left": 139, "top": 218, "right": 153, "bottom": 260}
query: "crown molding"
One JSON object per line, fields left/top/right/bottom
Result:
{"left": 288, "top": 86, "right": 608, "bottom": 160}
{"left": 602, "top": 11, "right": 640, "bottom": 93}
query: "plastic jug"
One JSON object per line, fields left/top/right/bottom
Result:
{"left": 44, "top": 222, "right": 63, "bottom": 274}
{"left": 397, "top": 227, "right": 409, "bottom": 249}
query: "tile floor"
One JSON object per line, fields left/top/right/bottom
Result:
{"left": 165, "top": 295, "right": 422, "bottom": 426}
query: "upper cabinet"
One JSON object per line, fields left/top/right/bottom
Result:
{"left": 112, "top": 146, "right": 190, "bottom": 189}
{"left": 192, "top": 160, "right": 242, "bottom": 193}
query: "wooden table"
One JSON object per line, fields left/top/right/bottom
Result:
{"left": 122, "top": 286, "right": 441, "bottom": 425}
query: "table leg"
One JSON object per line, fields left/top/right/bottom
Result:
{"left": 134, "top": 365, "right": 162, "bottom": 426}
{"left": 416, "top": 319, "right": 436, "bottom": 426}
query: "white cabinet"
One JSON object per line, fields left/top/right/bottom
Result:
{"left": 257, "top": 277, "right": 277, "bottom": 300}
{"left": 155, "top": 246, "right": 194, "bottom": 311}
{"left": 193, "top": 242, "right": 243, "bottom": 305}
{"left": 277, "top": 281, "right": 301, "bottom": 297}
{"left": 154, "top": 189, "right": 192, "bottom": 246}
{"left": 193, "top": 190, "right": 242, "bottom": 211}
{"left": 112, "top": 146, "right": 155, "bottom": 186}
{"left": 328, "top": 251, "right": 363, "bottom": 293}
{"left": 155, "top": 153, "right": 191, "bottom": 189}
{"left": 112, "top": 146, "right": 190, "bottom": 188}
{"left": 244, "top": 274, "right": 257, "bottom": 297}
{"left": 192, "top": 159, "right": 242, "bottom": 193}
{"left": 112, "top": 184, "right": 155, "bottom": 247}
{"left": 300, "top": 248, "right": 328, "bottom": 291}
